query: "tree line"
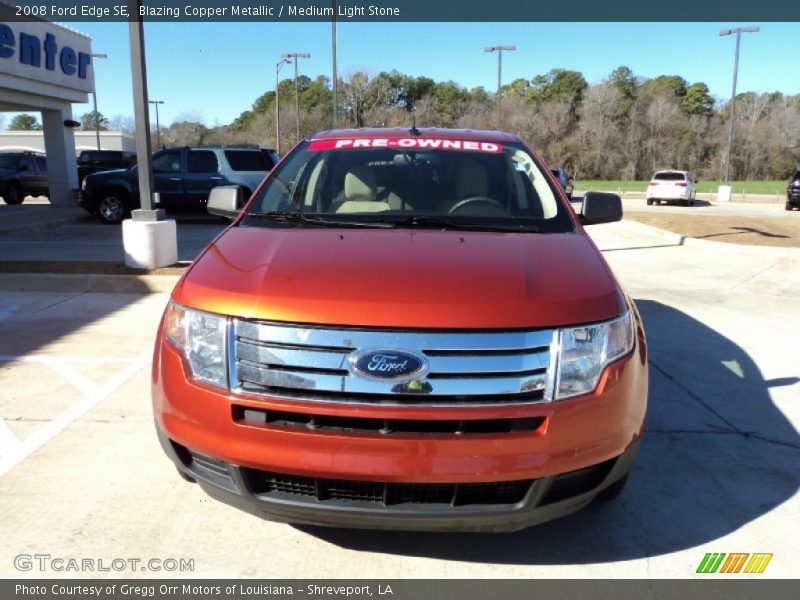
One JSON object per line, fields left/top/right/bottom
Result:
{"left": 8, "top": 65, "right": 799, "bottom": 180}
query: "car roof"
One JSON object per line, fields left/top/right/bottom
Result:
{"left": 310, "top": 127, "right": 522, "bottom": 144}
{"left": 654, "top": 170, "right": 689, "bottom": 175}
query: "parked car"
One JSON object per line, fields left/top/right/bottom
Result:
{"left": 787, "top": 171, "right": 800, "bottom": 211}
{"left": 80, "top": 145, "right": 279, "bottom": 223}
{"left": 77, "top": 150, "right": 137, "bottom": 184}
{"left": 152, "top": 128, "right": 648, "bottom": 532}
{"left": 0, "top": 151, "right": 48, "bottom": 205}
{"left": 646, "top": 170, "right": 697, "bottom": 206}
{"left": 550, "top": 167, "right": 574, "bottom": 200}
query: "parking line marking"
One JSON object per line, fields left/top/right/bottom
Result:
{"left": 0, "top": 354, "right": 142, "bottom": 364}
{"left": 40, "top": 359, "right": 101, "bottom": 395}
{"left": 0, "top": 356, "right": 148, "bottom": 478}
{"left": 0, "top": 418, "right": 22, "bottom": 457}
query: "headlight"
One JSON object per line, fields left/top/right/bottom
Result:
{"left": 554, "top": 311, "right": 634, "bottom": 400}
{"left": 164, "top": 301, "right": 228, "bottom": 388}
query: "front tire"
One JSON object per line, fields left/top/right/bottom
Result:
{"left": 646, "top": 198, "right": 654, "bottom": 206}
{"left": 96, "top": 192, "right": 129, "bottom": 224}
{"left": 3, "top": 182, "right": 24, "bottom": 205}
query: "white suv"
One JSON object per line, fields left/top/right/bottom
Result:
{"left": 646, "top": 171, "right": 696, "bottom": 206}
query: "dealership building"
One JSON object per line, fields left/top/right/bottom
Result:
{"left": 0, "top": 5, "right": 94, "bottom": 206}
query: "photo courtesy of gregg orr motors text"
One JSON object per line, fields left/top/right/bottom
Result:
{"left": 15, "top": 584, "right": 390, "bottom": 597}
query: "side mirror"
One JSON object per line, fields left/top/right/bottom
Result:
{"left": 207, "top": 186, "right": 242, "bottom": 218}
{"left": 580, "top": 191, "right": 622, "bottom": 225}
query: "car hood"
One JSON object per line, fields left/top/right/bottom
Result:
{"left": 177, "top": 226, "right": 624, "bottom": 329}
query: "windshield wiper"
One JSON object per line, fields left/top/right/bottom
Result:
{"left": 374, "top": 215, "right": 538, "bottom": 233}
{"left": 245, "top": 211, "right": 393, "bottom": 228}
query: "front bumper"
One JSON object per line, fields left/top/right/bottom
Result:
{"left": 157, "top": 424, "right": 640, "bottom": 532}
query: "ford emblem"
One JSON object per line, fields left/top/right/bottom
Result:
{"left": 348, "top": 348, "right": 429, "bottom": 382}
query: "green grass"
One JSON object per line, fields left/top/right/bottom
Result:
{"left": 574, "top": 180, "right": 788, "bottom": 195}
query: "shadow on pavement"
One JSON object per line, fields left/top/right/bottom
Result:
{"left": 298, "top": 300, "right": 800, "bottom": 565}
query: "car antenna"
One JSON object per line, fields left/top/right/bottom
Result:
{"left": 409, "top": 112, "right": 421, "bottom": 137}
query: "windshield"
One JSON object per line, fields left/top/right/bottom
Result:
{"left": 0, "top": 155, "right": 19, "bottom": 169}
{"left": 243, "top": 138, "right": 574, "bottom": 233}
{"left": 654, "top": 172, "right": 687, "bottom": 181}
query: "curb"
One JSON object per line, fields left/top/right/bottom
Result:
{"left": 0, "top": 273, "right": 181, "bottom": 294}
{"left": 610, "top": 219, "right": 800, "bottom": 258}
{"left": 0, "top": 211, "right": 87, "bottom": 235}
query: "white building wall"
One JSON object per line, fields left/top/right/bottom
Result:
{"left": 0, "top": 130, "right": 136, "bottom": 154}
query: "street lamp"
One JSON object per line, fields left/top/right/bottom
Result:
{"left": 90, "top": 53, "right": 108, "bottom": 151}
{"left": 275, "top": 56, "right": 292, "bottom": 154}
{"left": 148, "top": 100, "right": 164, "bottom": 149}
{"left": 719, "top": 26, "right": 759, "bottom": 185}
{"left": 282, "top": 52, "right": 311, "bottom": 144}
{"left": 484, "top": 45, "right": 516, "bottom": 129}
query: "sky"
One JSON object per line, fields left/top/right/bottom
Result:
{"left": 6, "top": 21, "right": 800, "bottom": 128}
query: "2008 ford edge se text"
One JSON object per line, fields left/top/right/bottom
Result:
{"left": 152, "top": 128, "right": 648, "bottom": 532}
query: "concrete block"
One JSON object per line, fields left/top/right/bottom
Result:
{"left": 717, "top": 184, "right": 732, "bottom": 202}
{"left": 122, "top": 218, "right": 178, "bottom": 269}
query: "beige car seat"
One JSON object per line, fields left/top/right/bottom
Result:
{"left": 333, "top": 165, "right": 392, "bottom": 213}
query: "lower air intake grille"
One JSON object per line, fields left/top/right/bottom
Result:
{"left": 244, "top": 469, "right": 533, "bottom": 507}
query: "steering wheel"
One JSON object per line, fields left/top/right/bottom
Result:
{"left": 447, "top": 196, "right": 509, "bottom": 216}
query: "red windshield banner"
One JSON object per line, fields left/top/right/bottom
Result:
{"left": 308, "top": 138, "right": 503, "bottom": 153}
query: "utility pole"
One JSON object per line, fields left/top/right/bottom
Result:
{"left": 282, "top": 52, "right": 311, "bottom": 144}
{"left": 484, "top": 45, "right": 516, "bottom": 129}
{"left": 89, "top": 53, "right": 107, "bottom": 151}
{"left": 148, "top": 100, "right": 164, "bottom": 149}
{"left": 275, "top": 56, "right": 292, "bottom": 153}
{"left": 124, "top": 0, "right": 176, "bottom": 271}
{"left": 332, "top": 0, "right": 338, "bottom": 128}
{"left": 719, "top": 26, "right": 759, "bottom": 184}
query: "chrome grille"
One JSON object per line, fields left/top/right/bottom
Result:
{"left": 230, "top": 320, "right": 557, "bottom": 406}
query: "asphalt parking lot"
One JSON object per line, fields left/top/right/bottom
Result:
{"left": 0, "top": 216, "right": 797, "bottom": 578}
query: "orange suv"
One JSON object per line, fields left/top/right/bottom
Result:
{"left": 152, "top": 128, "right": 648, "bottom": 532}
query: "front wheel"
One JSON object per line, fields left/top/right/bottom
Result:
{"left": 3, "top": 182, "right": 24, "bottom": 205}
{"left": 787, "top": 203, "right": 794, "bottom": 211}
{"left": 646, "top": 198, "right": 654, "bottom": 206}
{"left": 96, "top": 192, "right": 129, "bottom": 224}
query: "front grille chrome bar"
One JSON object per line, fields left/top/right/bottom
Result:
{"left": 230, "top": 320, "right": 556, "bottom": 406}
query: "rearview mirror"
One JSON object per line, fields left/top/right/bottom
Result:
{"left": 207, "top": 186, "right": 242, "bottom": 219}
{"left": 580, "top": 191, "right": 622, "bottom": 225}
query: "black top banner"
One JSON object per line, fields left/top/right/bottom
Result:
{"left": 1, "top": 0, "right": 798, "bottom": 22}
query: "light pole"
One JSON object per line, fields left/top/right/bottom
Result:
{"left": 332, "top": 0, "right": 338, "bottom": 127}
{"left": 275, "top": 56, "right": 291, "bottom": 154}
{"left": 90, "top": 53, "right": 107, "bottom": 151}
{"left": 148, "top": 100, "right": 164, "bottom": 149}
{"left": 719, "top": 26, "right": 759, "bottom": 184}
{"left": 282, "top": 52, "right": 311, "bottom": 144}
{"left": 484, "top": 45, "right": 516, "bottom": 129}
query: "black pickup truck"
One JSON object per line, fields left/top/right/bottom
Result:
{"left": 80, "top": 145, "right": 279, "bottom": 223}
{"left": 77, "top": 150, "right": 137, "bottom": 185}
